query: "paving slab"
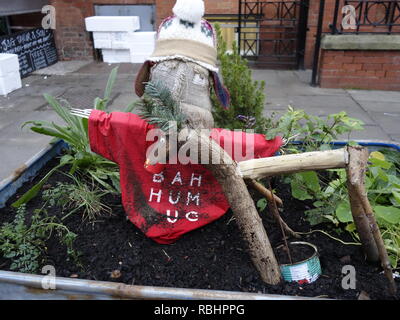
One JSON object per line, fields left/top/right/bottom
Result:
{"left": 338, "top": 125, "right": 391, "bottom": 141}
{"left": 0, "top": 96, "right": 48, "bottom": 113}
{"left": 76, "top": 62, "right": 140, "bottom": 76}
{"left": 255, "top": 70, "right": 346, "bottom": 99}
{"left": 356, "top": 101, "right": 400, "bottom": 113}
{"left": 107, "top": 92, "right": 139, "bottom": 112}
{"left": 0, "top": 110, "right": 62, "bottom": 181}
{"left": 33, "top": 60, "right": 93, "bottom": 76}
{"left": 368, "top": 112, "right": 400, "bottom": 135}
{"left": 266, "top": 95, "right": 376, "bottom": 125}
{"left": 390, "top": 135, "right": 400, "bottom": 142}
{"left": 347, "top": 90, "right": 400, "bottom": 103}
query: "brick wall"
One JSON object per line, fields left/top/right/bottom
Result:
{"left": 51, "top": 0, "right": 238, "bottom": 60}
{"left": 319, "top": 50, "right": 400, "bottom": 91}
{"left": 304, "top": 0, "right": 399, "bottom": 69}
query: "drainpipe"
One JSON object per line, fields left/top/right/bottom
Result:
{"left": 238, "top": 0, "right": 242, "bottom": 56}
{"left": 311, "top": 0, "right": 325, "bottom": 86}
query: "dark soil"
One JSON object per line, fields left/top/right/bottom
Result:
{"left": 1, "top": 157, "right": 399, "bottom": 300}
{"left": 276, "top": 243, "right": 315, "bottom": 265}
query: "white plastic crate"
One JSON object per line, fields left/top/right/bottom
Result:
{"left": 130, "top": 32, "right": 156, "bottom": 42}
{"left": 129, "top": 42, "right": 155, "bottom": 54}
{"left": 0, "top": 71, "right": 22, "bottom": 96}
{"left": 0, "top": 54, "right": 20, "bottom": 77}
{"left": 130, "top": 53, "right": 151, "bottom": 64}
{"left": 94, "top": 39, "right": 112, "bottom": 49}
{"left": 102, "top": 49, "right": 132, "bottom": 64}
{"left": 85, "top": 16, "right": 140, "bottom": 32}
{"left": 92, "top": 32, "right": 112, "bottom": 41}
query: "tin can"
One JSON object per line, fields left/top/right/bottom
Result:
{"left": 279, "top": 242, "right": 322, "bottom": 285}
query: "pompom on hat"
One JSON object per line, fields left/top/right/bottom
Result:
{"left": 173, "top": 0, "right": 205, "bottom": 24}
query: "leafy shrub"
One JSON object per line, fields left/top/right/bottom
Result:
{"left": 211, "top": 23, "right": 267, "bottom": 131}
{"left": 264, "top": 107, "right": 364, "bottom": 153}
{"left": 0, "top": 205, "right": 79, "bottom": 273}
{"left": 289, "top": 150, "right": 400, "bottom": 267}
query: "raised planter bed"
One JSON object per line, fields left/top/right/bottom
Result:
{"left": 0, "top": 140, "right": 399, "bottom": 300}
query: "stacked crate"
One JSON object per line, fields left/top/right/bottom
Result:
{"left": 85, "top": 16, "right": 156, "bottom": 64}
{"left": 0, "top": 54, "right": 22, "bottom": 96}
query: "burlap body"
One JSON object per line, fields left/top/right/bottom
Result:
{"left": 150, "top": 59, "right": 214, "bottom": 129}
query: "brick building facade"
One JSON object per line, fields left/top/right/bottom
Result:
{"left": 49, "top": 0, "right": 238, "bottom": 61}
{"left": 49, "top": 0, "right": 400, "bottom": 91}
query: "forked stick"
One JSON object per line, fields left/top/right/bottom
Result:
{"left": 70, "top": 108, "right": 92, "bottom": 119}
{"left": 265, "top": 182, "right": 300, "bottom": 239}
{"left": 246, "top": 179, "right": 283, "bottom": 206}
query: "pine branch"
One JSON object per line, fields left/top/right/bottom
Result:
{"left": 137, "top": 81, "right": 187, "bottom": 132}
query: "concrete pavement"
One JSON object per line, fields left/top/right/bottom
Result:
{"left": 0, "top": 61, "right": 399, "bottom": 182}
{"left": 252, "top": 69, "right": 400, "bottom": 142}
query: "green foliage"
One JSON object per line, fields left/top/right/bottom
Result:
{"left": 289, "top": 150, "right": 400, "bottom": 267}
{"left": 0, "top": 205, "right": 79, "bottom": 273}
{"left": 264, "top": 107, "right": 364, "bottom": 153}
{"left": 211, "top": 23, "right": 267, "bottom": 131}
{"left": 256, "top": 198, "right": 268, "bottom": 212}
{"left": 94, "top": 66, "right": 119, "bottom": 111}
{"left": 42, "top": 174, "right": 112, "bottom": 222}
{"left": 136, "top": 81, "right": 187, "bottom": 131}
{"left": 13, "top": 68, "right": 125, "bottom": 208}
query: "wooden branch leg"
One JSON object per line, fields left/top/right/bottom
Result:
{"left": 346, "top": 146, "right": 379, "bottom": 262}
{"left": 194, "top": 133, "right": 282, "bottom": 285}
{"left": 347, "top": 146, "right": 396, "bottom": 295}
{"left": 354, "top": 184, "right": 397, "bottom": 295}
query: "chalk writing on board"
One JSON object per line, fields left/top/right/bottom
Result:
{"left": 0, "top": 28, "right": 58, "bottom": 77}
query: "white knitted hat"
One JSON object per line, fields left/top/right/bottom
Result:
{"left": 173, "top": 0, "right": 205, "bottom": 23}
{"left": 148, "top": 0, "right": 217, "bottom": 72}
{"left": 135, "top": 0, "right": 230, "bottom": 108}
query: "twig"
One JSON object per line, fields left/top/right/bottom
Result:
{"left": 297, "top": 230, "right": 362, "bottom": 246}
{"left": 70, "top": 108, "right": 92, "bottom": 119}
{"left": 162, "top": 249, "right": 171, "bottom": 261}
{"left": 260, "top": 180, "right": 300, "bottom": 239}
{"left": 247, "top": 179, "right": 283, "bottom": 206}
{"left": 268, "top": 180, "right": 293, "bottom": 265}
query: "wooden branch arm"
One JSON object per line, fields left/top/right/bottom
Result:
{"left": 239, "top": 148, "right": 349, "bottom": 179}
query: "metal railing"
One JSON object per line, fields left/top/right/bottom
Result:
{"left": 237, "top": 0, "right": 309, "bottom": 68}
{"left": 329, "top": 0, "right": 400, "bottom": 34}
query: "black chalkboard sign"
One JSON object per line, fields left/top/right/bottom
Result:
{"left": 0, "top": 28, "right": 58, "bottom": 78}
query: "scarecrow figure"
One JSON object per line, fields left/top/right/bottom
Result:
{"left": 135, "top": 0, "right": 230, "bottom": 129}
{"left": 71, "top": 0, "right": 282, "bottom": 250}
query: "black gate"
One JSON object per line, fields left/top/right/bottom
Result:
{"left": 238, "top": 0, "right": 309, "bottom": 69}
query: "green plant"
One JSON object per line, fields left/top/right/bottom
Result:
{"left": 211, "top": 23, "right": 267, "bottom": 131}
{"left": 0, "top": 205, "right": 79, "bottom": 273}
{"left": 42, "top": 173, "right": 112, "bottom": 222}
{"left": 289, "top": 151, "right": 400, "bottom": 267}
{"left": 12, "top": 67, "right": 136, "bottom": 208}
{"left": 136, "top": 81, "right": 187, "bottom": 131}
{"left": 264, "top": 107, "right": 364, "bottom": 153}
